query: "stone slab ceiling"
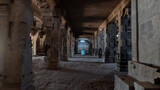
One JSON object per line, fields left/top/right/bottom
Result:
{"left": 59, "top": 0, "right": 122, "bottom": 35}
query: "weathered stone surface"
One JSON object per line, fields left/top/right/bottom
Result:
{"left": 0, "top": 4, "right": 8, "bottom": 89}
{"left": 30, "top": 29, "right": 40, "bottom": 55}
{"left": 47, "top": 28, "right": 60, "bottom": 70}
{"left": 105, "top": 23, "right": 118, "bottom": 63}
{"left": 114, "top": 75, "right": 160, "bottom": 90}
{"left": 114, "top": 75, "right": 135, "bottom": 90}
{"left": 128, "top": 61, "right": 160, "bottom": 84}
{"left": 67, "top": 30, "right": 75, "bottom": 58}
{"left": 0, "top": 0, "right": 34, "bottom": 89}
{"left": 33, "top": 57, "right": 117, "bottom": 90}
{"left": 0, "top": 0, "right": 9, "bottom": 4}
{"left": 116, "top": 8, "right": 132, "bottom": 72}
{"left": 132, "top": 0, "right": 160, "bottom": 66}
{"left": 134, "top": 82, "right": 160, "bottom": 90}
{"left": 60, "top": 27, "right": 68, "bottom": 61}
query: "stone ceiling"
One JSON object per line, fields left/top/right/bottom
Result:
{"left": 58, "top": 0, "right": 122, "bottom": 36}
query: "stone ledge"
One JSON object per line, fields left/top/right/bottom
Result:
{"left": 134, "top": 82, "right": 160, "bottom": 90}
{"left": 114, "top": 74, "right": 160, "bottom": 90}
{"left": 128, "top": 61, "right": 160, "bottom": 84}
{"left": 114, "top": 75, "right": 135, "bottom": 90}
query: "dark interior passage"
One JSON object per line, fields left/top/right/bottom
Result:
{"left": 0, "top": 0, "right": 160, "bottom": 90}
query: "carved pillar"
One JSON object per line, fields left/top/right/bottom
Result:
{"left": 117, "top": 8, "right": 132, "bottom": 72}
{"left": 46, "top": 27, "right": 60, "bottom": 70}
{"left": 0, "top": 0, "right": 34, "bottom": 89}
{"left": 43, "top": 6, "right": 61, "bottom": 70}
{"left": 60, "top": 23, "right": 68, "bottom": 61}
{"left": 105, "top": 23, "right": 118, "bottom": 63}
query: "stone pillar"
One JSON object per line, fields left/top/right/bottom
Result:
{"left": 67, "top": 29, "right": 72, "bottom": 58}
{"left": 46, "top": 27, "right": 60, "bottom": 70}
{"left": 0, "top": 1, "right": 9, "bottom": 88}
{"left": 116, "top": 8, "right": 132, "bottom": 72}
{"left": 0, "top": 0, "right": 34, "bottom": 89}
{"left": 44, "top": 6, "right": 61, "bottom": 70}
{"left": 70, "top": 33, "right": 75, "bottom": 57}
{"left": 37, "top": 31, "right": 46, "bottom": 55}
{"left": 105, "top": 23, "right": 118, "bottom": 63}
{"left": 30, "top": 29, "right": 39, "bottom": 56}
{"left": 60, "top": 23, "right": 68, "bottom": 61}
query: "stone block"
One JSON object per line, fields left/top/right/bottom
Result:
{"left": 134, "top": 82, "right": 160, "bottom": 90}
{"left": 128, "top": 61, "right": 160, "bottom": 84}
{"left": 114, "top": 75, "right": 135, "bottom": 90}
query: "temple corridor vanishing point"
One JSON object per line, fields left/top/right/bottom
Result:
{"left": 0, "top": 0, "right": 160, "bottom": 90}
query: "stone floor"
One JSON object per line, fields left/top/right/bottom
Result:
{"left": 33, "top": 56, "right": 119, "bottom": 90}
{"left": 68, "top": 54, "right": 104, "bottom": 62}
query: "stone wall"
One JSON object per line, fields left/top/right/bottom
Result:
{"left": 115, "top": 0, "right": 160, "bottom": 90}
{"left": 132, "top": 0, "right": 160, "bottom": 66}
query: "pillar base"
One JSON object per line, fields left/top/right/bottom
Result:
{"left": 23, "top": 85, "right": 35, "bottom": 90}
{"left": 22, "top": 81, "right": 35, "bottom": 90}
{"left": 60, "top": 55, "right": 68, "bottom": 61}
{"left": 1, "top": 83, "right": 21, "bottom": 90}
{"left": 0, "top": 83, "right": 35, "bottom": 90}
{"left": 48, "top": 63, "right": 60, "bottom": 70}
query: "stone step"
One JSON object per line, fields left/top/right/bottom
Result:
{"left": 128, "top": 61, "right": 160, "bottom": 84}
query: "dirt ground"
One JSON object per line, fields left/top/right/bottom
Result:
{"left": 33, "top": 56, "right": 119, "bottom": 90}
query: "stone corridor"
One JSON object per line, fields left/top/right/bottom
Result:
{"left": 33, "top": 56, "right": 118, "bottom": 90}
{"left": 1, "top": 0, "right": 160, "bottom": 90}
